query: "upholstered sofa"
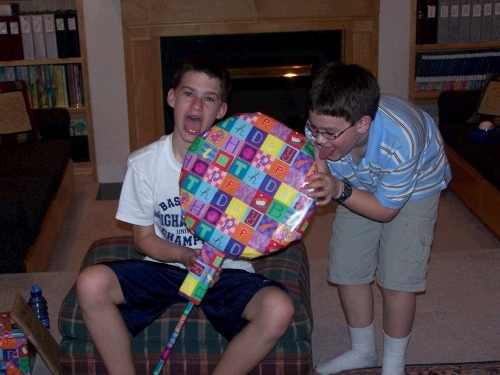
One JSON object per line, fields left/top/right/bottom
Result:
{"left": 0, "top": 81, "right": 74, "bottom": 273}
{"left": 58, "top": 236, "right": 313, "bottom": 375}
{"left": 438, "top": 89, "right": 500, "bottom": 239}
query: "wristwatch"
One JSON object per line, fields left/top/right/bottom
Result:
{"left": 332, "top": 179, "right": 352, "bottom": 204}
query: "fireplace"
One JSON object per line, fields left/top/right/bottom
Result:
{"left": 120, "top": 0, "right": 380, "bottom": 152}
{"left": 160, "top": 30, "right": 342, "bottom": 134}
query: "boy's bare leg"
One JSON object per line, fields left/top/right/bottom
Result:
{"left": 380, "top": 289, "right": 414, "bottom": 375}
{"left": 76, "top": 264, "right": 136, "bottom": 375}
{"left": 381, "top": 289, "right": 415, "bottom": 338}
{"left": 212, "top": 286, "right": 294, "bottom": 375}
{"left": 338, "top": 284, "right": 374, "bottom": 328}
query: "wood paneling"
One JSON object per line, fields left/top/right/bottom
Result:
{"left": 444, "top": 144, "right": 500, "bottom": 240}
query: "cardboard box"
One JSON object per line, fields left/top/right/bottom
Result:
{"left": 0, "top": 311, "right": 33, "bottom": 375}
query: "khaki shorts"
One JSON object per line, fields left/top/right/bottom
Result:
{"left": 328, "top": 192, "right": 440, "bottom": 292}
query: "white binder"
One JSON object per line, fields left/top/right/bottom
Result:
{"left": 493, "top": 0, "right": 500, "bottom": 40}
{"left": 438, "top": 0, "right": 451, "bottom": 43}
{"left": 481, "top": 0, "right": 493, "bottom": 41}
{"left": 459, "top": 0, "right": 472, "bottom": 42}
{"left": 19, "top": 15, "right": 35, "bottom": 60}
{"left": 470, "top": 0, "right": 483, "bottom": 42}
{"left": 449, "top": 0, "right": 461, "bottom": 42}
{"left": 31, "top": 14, "right": 46, "bottom": 59}
{"left": 43, "top": 14, "right": 58, "bottom": 59}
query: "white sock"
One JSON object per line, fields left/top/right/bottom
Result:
{"left": 381, "top": 332, "right": 410, "bottom": 375}
{"left": 315, "top": 322, "right": 378, "bottom": 375}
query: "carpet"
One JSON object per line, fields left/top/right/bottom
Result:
{"left": 333, "top": 361, "right": 500, "bottom": 374}
{"left": 310, "top": 249, "right": 500, "bottom": 366}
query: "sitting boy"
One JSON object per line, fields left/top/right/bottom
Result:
{"left": 76, "top": 55, "right": 294, "bottom": 375}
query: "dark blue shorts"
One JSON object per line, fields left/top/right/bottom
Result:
{"left": 103, "top": 259, "right": 285, "bottom": 340}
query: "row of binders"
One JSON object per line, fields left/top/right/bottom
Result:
{"left": 414, "top": 49, "right": 500, "bottom": 90}
{"left": 417, "top": 0, "right": 500, "bottom": 45}
{"left": 0, "top": 10, "right": 80, "bottom": 61}
{"left": 0, "top": 64, "right": 85, "bottom": 108}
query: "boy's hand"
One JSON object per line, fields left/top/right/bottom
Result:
{"left": 181, "top": 248, "right": 222, "bottom": 288}
{"left": 305, "top": 172, "right": 338, "bottom": 205}
{"left": 181, "top": 248, "right": 199, "bottom": 269}
{"left": 210, "top": 267, "right": 222, "bottom": 287}
{"left": 306, "top": 139, "right": 346, "bottom": 205}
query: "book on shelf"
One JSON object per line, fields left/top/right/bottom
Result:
{"left": 0, "top": 8, "right": 81, "bottom": 61}
{"left": 54, "top": 10, "right": 69, "bottom": 58}
{"left": 449, "top": 0, "right": 461, "bottom": 43}
{"left": 414, "top": 49, "right": 500, "bottom": 92}
{"left": 65, "top": 10, "right": 80, "bottom": 58}
{"left": 8, "top": 15, "right": 23, "bottom": 60}
{"left": 43, "top": 14, "right": 58, "bottom": 59}
{"left": 417, "top": 0, "right": 500, "bottom": 44}
{"left": 0, "top": 63, "right": 84, "bottom": 109}
{"left": 0, "top": 1, "right": 20, "bottom": 61}
{"left": 437, "top": 0, "right": 450, "bottom": 44}
{"left": 482, "top": 0, "right": 494, "bottom": 42}
{"left": 470, "top": 0, "right": 483, "bottom": 43}
{"left": 493, "top": 0, "right": 500, "bottom": 40}
{"left": 19, "top": 15, "right": 34, "bottom": 60}
{"left": 0, "top": 16, "right": 11, "bottom": 61}
{"left": 31, "top": 14, "right": 46, "bottom": 59}
{"left": 70, "top": 114, "right": 86, "bottom": 136}
{"left": 459, "top": 0, "right": 472, "bottom": 43}
{"left": 416, "top": 0, "right": 439, "bottom": 44}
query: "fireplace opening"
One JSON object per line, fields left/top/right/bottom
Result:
{"left": 161, "top": 30, "right": 342, "bottom": 134}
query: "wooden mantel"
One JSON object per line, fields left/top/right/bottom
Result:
{"left": 121, "top": 0, "right": 380, "bottom": 152}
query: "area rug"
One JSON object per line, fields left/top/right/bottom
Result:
{"left": 332, "top": 361, "right": 500, "bottom": 374}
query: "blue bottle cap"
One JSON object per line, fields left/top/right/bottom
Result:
{"left": 31, "top": 284, "right": 41, "bottom": 294}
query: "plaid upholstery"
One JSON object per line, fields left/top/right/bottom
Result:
{"left": 59, "top": 236, "right": 313, "bottom": 375}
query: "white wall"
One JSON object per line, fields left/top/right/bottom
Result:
{"left": 82, "top": 0, "right": 129, "bottom": 183}
{"left": 378, "top": 0, "right": 412, "bottom": 99}
{"left": 84, "top": 1, "right": 410, "bottom": 183}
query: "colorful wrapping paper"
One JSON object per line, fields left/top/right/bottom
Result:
{"left": 180, "top": 112, "right": 317, "bottom": 258}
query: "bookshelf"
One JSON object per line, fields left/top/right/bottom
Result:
{"left": 410, "top": 0, "right": 500, "bottom": 103}
{"left": 0, "top": 0, "right": 96, "bottom": 180}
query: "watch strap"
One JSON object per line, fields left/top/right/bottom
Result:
{"left": 332, "top": 179, "right": 352, "bottom": 203}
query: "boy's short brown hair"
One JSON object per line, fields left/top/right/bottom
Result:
{"left": 172, "top": 55, "right": 232, "bottom": 103}
{"left": 306, "top": 61, "right": 380, "bottom": 124}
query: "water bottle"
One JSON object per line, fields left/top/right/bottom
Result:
{"left": 28, "top": 284, "right": 50, "bottom": 331}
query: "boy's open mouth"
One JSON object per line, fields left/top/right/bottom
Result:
{"left": 318, "top": 146, "right": 335, "bottom": 160}
{"left": 184, "top": 115, "right": 202, "bottom": 135}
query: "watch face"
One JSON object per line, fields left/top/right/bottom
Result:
{"left": 334, "top": 180, "right": 352, "bottom": 203}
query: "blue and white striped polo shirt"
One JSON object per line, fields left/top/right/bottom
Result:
{"left": 325, "top": 95, "right": 452, "bottom": 209}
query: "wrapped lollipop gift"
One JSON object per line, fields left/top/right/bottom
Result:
{"left": 153, "top": 113, "right": 317, "bottom": 374}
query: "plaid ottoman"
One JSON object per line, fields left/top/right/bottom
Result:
{"left": 58, "top": 236, "right": 313, "bottom": 375}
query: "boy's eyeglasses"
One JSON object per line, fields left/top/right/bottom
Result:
{"left": 305, "top": 121, "right": 355, "bottom": 141}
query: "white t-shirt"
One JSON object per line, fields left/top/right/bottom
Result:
{"left": 116, "top": 134, "right": 254, "bottom": 272}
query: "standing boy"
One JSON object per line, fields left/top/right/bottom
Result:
{"left": 76, "top": 55, "right": 294, "bottom": 375}
{"left": 304, "top": 62, "right": 451, "bottom": 375}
